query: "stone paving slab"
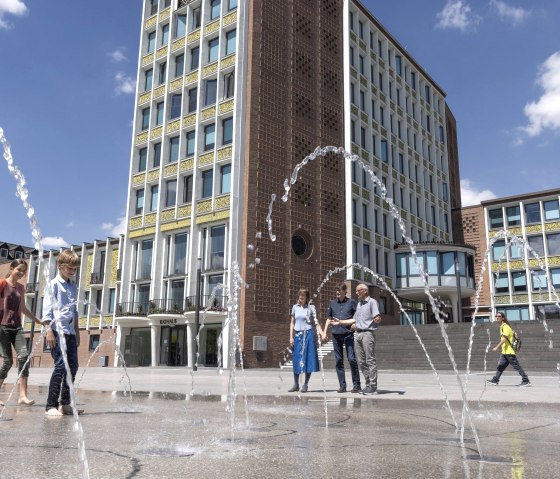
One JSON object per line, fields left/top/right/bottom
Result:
{"left": 1, "top": 368, "right": 559, "bottom": 478}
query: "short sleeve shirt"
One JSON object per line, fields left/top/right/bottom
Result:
{"left": 353, "top": 297, "right": 380, "bottom": 331}
{"left": 500, "top": 323, "right": 516, "bottom": 355}
{"left": 327, "top": 297, "right": 357, "bottom": 334}
{"left": 0, "top": 280, "right": 25, "bottom": 328}
{"left": 291, "top": 303, "right": 315, "bottom": 331}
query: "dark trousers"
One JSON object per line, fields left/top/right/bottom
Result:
{"left": 46, "top": 333, "right": 78, "bottom": 410}
{"left": 332, "top": 333, "right": 361, "bottom": 389}
{"left": 492, "top": 354, "right": 529, "bottom": 383}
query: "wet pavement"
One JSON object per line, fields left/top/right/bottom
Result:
{"left": 1, "top": 368, "right": 559, "bottom": 478}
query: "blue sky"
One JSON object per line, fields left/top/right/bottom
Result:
{"left": 1, "top": 0, "right": 559, "bottom": 249}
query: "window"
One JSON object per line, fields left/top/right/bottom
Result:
{"left": 488, "top": 208, "right": 503, "bottom": 229}
{"left": 410, "top": 71, "right": 416, "bottom": 90}
{"left": 228, "top": 0, "right": 237, "bottom": 11}
{"left": 380, "top": 140, "right": 388, "bottom": 162}
{"left": 359, "top": 90, "right": 365, "bottom": 111}
{"left": 377, "top": 39, "right": 382, "bottom": 57}
{"left": 158, "top": 62, "right": 167, "bottom": 84}
{"left": 144, "top": 68, "right": 153, "bottom": 91}
{"left": 494, "top": 272, "right": 509, "bottom": 294}
{"left": 187, "top": 87, "right": 197, "bottom": 112}
{"left": 170, "top": 280, "right": 184, "bottom": 308}
{"left": 165, "top": 180, "right": 177, "bottom": 207}
{"left": 425, "top": 85, "right": 431, "bottom": 104}
{"left": 506, "top": 206, "right": 521, "bottom": 226}
{"left": 431, "top": 206, "right": 436, "bottom": 225}
{"left": 170, "top": 94, "right": 182, "bottom": 119}
{"left": 527, "top": 235, "right": 544, "bottom": 256}
{"left": 220, "top": 164, "right": 231, "bottom": 194}
{"left": 439, "top": 125, "right": 445, "bottom": 143}
{"left": 141, "top": 108, "right": 150, "bottom": 130}
{"left": 183, "top": 175, "right": 193, "bottom": 203}
{"left": 512, "top": 271, "right": 527, "bottom": 292}
{"left": 153, "top": 142, "right": 162, "bottom": 167}
{"left": 532, "top": 271, "right": 548, "bottom": 291}
{"left": 173, "top": 233, "right": 188, "bottom": 274}
{"left": 547, "top": 233, "right": 560, "bottom": 256}
{"left": 225, "top": 29, "right": 236, "bottom": 55}
{"left": 204, "top": 123, "right": 215, "bottom": 150}
{"left": 191, "top": 7, "right": 201, "bottom": 29}
{"left": 210, "top": 0, "right": 221, "bottom": 20}
{"left": 349, "top": 46, "right": 354, "bottom": 67}
{"left": 358, "top": 20, "right": 363, "bottom": 39}
{"left": 544, "top": 199, "right": 560, "bottom": 221}
{"left": 348, "top": 11, "right": 354, "bottom": 30}
{"left": 175, "top": 14, "right": 187, "bottom": 38}
{"left": 201, "top": 169, "right": 213, "bottom": 198}
{"left": 223, "top": 71, "right": 235, "bottom": 99}
{"left": 107, "top": 288, "right": 116, "bottom": 314}
{"left": 395, "top": 55, "right": 402, "bottom": 75}
{"left": 185, "top": 130, "right": 196, "bottom": 156}
{"left": 169, "top": 136, "right": 180, "bottom": 162}
{"left": 140, "top": 239, "right": 153, "bottom": 280}
{"left": 352, "top": 199, "right": 357, "bottom": 224}
{"left": 204, "top": 79, "right": 217, "bottom": 106}
{"left": 509, "top": 241, "right": 523, "bottom": 259}
{"left": 161, "top": 24, "right": 169, "bottom": 45}
{"left": 551, "top": 268, "right": 560, "bottom": 289}
{"left": 360, "top": 127, "right": 366, "bottom": 148}
{"left": 210, "top": 225, "right": 225, "bottom": 269}
{"left": 359, "top": 55, "right": 364, "bottom": 75}
{"left": 362, "top": 203, "right": 368, "bottom": 229}
{"left": 135, "top": 189, "right": 144, "bottom": 215}
{"left": 363, "top": 244, "right": 370, "bottom": 268}
{"left": 208, "top": 37, "right": 219, "bottom": 62}
{"left": 525, "top": 202, "right": 541, "bottom": 224}
{"left": 138, "top": 148, "right": 147, "bottom": 172}
{"left": 89, "top": 334, "right": 100, "bottom": 352}
{"left": 147, "top": 31, "right": 156, "bottom": 53}
{"left": 149, "top": 0, "right": 158, "bottom": 16}
{"left": 190, "top": 46, "right": 200, "bottom": 70}
{"left": 150, "top": 185, "right": 159, "bottom": 211}
{"left": 156, "top": 101, "right": 164, "bottom": 125}
{"left": 174, "top": 54, "right": 184, "bottom": 77}
{"left": 442, "top": 182, "right": 448, "bottom": 202}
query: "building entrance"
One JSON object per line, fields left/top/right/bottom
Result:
{"left": 159, "top": 326, "right": 188, "bottom": 366}
{"left": 124, "top": 328, "right": 151, "bottom": 367}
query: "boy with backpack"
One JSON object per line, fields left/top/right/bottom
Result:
{"left": 486, "top": 311, "right": 531, "bottom": 387}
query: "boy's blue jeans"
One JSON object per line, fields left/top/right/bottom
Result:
{"left": 46, "top": 333, "right": 78, "bottom": 411}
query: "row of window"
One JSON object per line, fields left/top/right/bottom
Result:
{"left": 140, "top": 74, "right": 234, "bottom": 131}
{"left": 488, "top": 199, "right": 560, "bottom": 229}
{"left": 133, "top": 224, "right": 226, "bottom": 283}
{"left": 137, "top": 117, "right": 233, "bottom": 173}
{"left": 148, "top": 0, "right": 237, "bottom": 27}
{"left": 494, "top": 268, "right": 560, "bottom": 294}
{"left": 134, "top": 164, "right": 231, "bottom": 214}
{"left": 492, "top": 233, "right": 560, "bottom": 261}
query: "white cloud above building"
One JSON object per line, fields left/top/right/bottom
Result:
{"left": 461, "top": 179, "right": 497, "bottom": 206}
{"left": 490, "top": 0, "right": 530, "bottom": 26}
{"left": 41, "top": 236, "right": 70, "bottom": 249}
{"left": 0, "top": 0, "right": 27, "bottom": 29}
{"left": 436, "top": 0, "right": 481, "bottom": 32}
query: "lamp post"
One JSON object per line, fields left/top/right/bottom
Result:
{"left": 193, "top": 258, "right": 202, "bottom": 371}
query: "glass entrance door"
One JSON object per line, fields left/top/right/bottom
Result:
{"left": 160, "top": 326, "right": 188, "bottom": 366}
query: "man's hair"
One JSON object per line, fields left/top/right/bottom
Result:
{"left": 336, "top": 283, "right": 347, "bottom": 291}
{"left": 57, "top": 249, "right": 80, "bottom": 268}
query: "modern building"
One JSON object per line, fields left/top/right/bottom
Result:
{"left": 457, "top": 188, "right": 560, "bottom": 323}
{"left": 116, "top": 0, "right": 473, "bottom": 368}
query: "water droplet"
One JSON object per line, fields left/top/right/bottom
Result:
{"left": 270, "top": 235, "right": 276, "bottom": 242}
{"left": 247, "top": 244, "right": 255, "bottom": 251}
{"left": 254, "top": 258, "right": 260, "bottom": 265}
{"left": 255, "top": 232, "right": 262, "bottom": 239}
{"left": 248, "top": 263, "right": 255, "bottom": 269}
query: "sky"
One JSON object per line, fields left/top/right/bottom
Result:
{"left": 1, "top": 0, "right": 559, "bottom": 250}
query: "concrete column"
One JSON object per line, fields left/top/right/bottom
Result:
{"left": 151, "top": 325, "right": 159, "bottom": 367}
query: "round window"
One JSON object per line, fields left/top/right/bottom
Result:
{"left": 291, "top": 229, "right": 313, "bottom": 259}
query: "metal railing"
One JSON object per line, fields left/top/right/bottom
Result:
{"left": 116, "top": 295, "right": 228, "bottom": 317}
{"left": 25, "top": 282, "right": 38, "bottom": 294}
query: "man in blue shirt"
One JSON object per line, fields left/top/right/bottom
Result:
{"left": 322, "top": 283, "right": 360, "bottom": 393}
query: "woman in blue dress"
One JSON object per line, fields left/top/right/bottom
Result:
{"left": 289, "top": 288, "right": 323, "bottom": 392}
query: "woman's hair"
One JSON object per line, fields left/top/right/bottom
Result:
{"left": 496, "top": 311, "right": 509, "bottom": 324}
{"left": 297, "top": 288, "right": 310, "bottom": 303}
{"left": 6, "top": 259, "right": 27, "bottom": 277}
{"left": 57, "top": 249, "right": 80, "bottom": 268}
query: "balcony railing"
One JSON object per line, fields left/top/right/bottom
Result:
{"left": 116, "top": 295, "right": 228, "bottom": 317}
{"left": 117, "top": 268, "right": 122, "bottom": 281}
{"left": 90, "top": 272, "right": 104, "bottom": 285}
{"left": 25, "top": 282, "right": 38, "bottom": 294}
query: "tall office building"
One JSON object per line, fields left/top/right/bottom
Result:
{"left": 116, "top": 0, "right": 472, "bottom": 368}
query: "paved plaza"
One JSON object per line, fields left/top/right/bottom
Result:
{"left": 1, "top": 367, "right": 559, "bottom": 478}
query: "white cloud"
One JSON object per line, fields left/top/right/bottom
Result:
{"left": 461, "top": 179, "right": 497, "bottom": 206}
{"left": 66, "top": 220, "right": 75, "bottom": 228}
{"left": 490, "top": 0, "right": 530, "bottom": 26}
{"left": 107, "top": 47, "right": 128, "bottom": 62}
{"left": 114, "top": 72, "right": 136, "bottom": 95}
{"left": 100, "top": 216, "right": 126, "bottom": 237}
{"left": 41, "top": 236, "right": 70, "bottom": 249}
{"left": 519, "top": 52, "right": 560, "bottom": 140}
{"left": 0, "top": 0, "right": 28, "bottom": 29}
{"left": 436, "top": 0, "right": 481, "bottom": 32}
